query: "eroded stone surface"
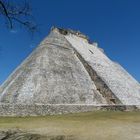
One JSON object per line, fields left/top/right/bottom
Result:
{"left": 0, "top": 29, "right": 105, "bottom": 105}
{"left": 0, "top": 27, "right": 140, "bottom": 116}
{"left": 65, "top": 32, "right": 140, "bottom": 105}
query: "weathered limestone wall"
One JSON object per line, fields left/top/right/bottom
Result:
{"left": 65, "top": 33, "right": 140, "bottom": 105}
{"left": 0, "top": 104, "right": 139, "bottom": 116}
{"left": 0, "top": 28, "right": 106, "bottom": 105}
{"left": 0, "top": 27, "right": 140, "bottom": 116}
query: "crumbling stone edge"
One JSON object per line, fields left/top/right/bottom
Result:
{"left": 0, "top": 104, "right": 139, "bottom": 116}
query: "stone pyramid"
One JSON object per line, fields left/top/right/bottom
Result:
{"left": 0, "top": 27, "right": 140, "bottom": 116}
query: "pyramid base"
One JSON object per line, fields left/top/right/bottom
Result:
{"left": 0, "top": 104, "right": 140, "bottom": 116}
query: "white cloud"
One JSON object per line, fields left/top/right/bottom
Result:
{"left": 10, "top": 30, "right": 18, "bottom": 34}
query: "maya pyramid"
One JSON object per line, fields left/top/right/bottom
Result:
{"left": 0, "top": 27, "right": 140, "bottom": 116}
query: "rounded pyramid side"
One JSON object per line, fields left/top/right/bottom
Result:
{"left": 0, "top": 28, "right": 106, "bottom": 105}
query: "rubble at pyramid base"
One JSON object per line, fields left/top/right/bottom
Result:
{"left": 0, "top": 104, "right": 139, "bottom": 116}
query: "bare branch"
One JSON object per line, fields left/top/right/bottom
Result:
{"left": 0, "top": 0, "right": 38, "bottom": 33}
{"left": 10, "top": 17, "right": 37, "bottom": 33}
{"left": 0, "top": 0, "right": 13, "bottom": 28}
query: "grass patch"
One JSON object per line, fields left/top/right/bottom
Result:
{"left": 0, "top": 111, "right": 140, "bottom": 140}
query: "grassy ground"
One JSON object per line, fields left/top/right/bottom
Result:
{"left": 0, "top": 111, "right": 140, "bottom": 140}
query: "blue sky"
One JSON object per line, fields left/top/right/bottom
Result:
{"left": 0, "top": 0, "right": 140, "bottom": 84}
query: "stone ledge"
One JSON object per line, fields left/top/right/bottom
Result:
{"left": 0, "top": 104, "right": 139, "bottom": 116}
